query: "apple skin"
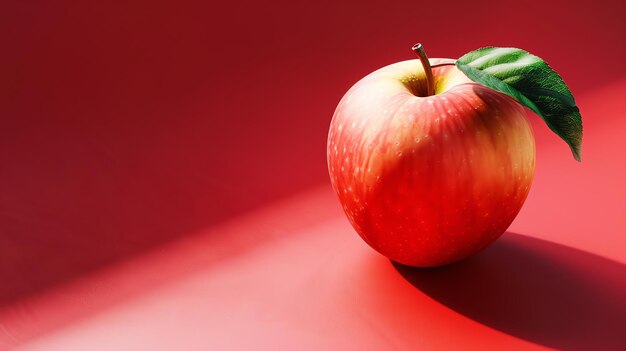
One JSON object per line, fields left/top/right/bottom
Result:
{"left": 327, "top": 59, "right": 535, "bottom": 267}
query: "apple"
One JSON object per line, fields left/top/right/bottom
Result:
{"left": 327, "top": 44, "right": 535, "bottom": 267}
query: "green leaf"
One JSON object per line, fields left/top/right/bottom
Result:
{"left": 456, "top": 47, "right": 583, "bottom": 161}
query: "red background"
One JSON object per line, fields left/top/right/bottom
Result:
{"left": 1, "top": 0, "right": 625, "bottom": 349}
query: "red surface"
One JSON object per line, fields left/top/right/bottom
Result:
{"left": 1, "top": 0, "right": 626, "bottom": 350}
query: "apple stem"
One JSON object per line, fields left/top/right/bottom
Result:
{"left": 412, "top": 43, "right": 435, "bottom": 96}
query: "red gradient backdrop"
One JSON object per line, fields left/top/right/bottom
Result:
{"left": 1, "top": 0, "right": 625, "bottom": 349}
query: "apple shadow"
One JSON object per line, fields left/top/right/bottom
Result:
{"left": 393, "top": 232, "right": 626, "bottom": 350}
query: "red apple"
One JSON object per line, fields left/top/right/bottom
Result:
{"left": 327, "top": 47, "right": 535, "bottom": 267}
